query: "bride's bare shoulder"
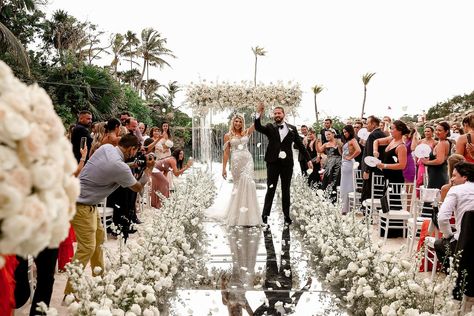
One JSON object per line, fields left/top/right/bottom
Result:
{"left": 224, "top": 133, "right": 231, "bottom": 141}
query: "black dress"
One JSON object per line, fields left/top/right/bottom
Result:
{"left": 306, "top": 141, "right": 321, "bottom": 187}
{"left": 321, "top": 146, "right": 341, "bottom": 202}
{"left": 427, "top": 141, "right": 451, "bottom": 189}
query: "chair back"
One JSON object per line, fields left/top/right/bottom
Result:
{"left": 371, "top": 174, "right": 386, "bottom": 199}
{"left": 419, "top": 187, "right": 440, "bottom": 218}
{"left": 387, "top": 182, "right": 414, "bottom": 211}
{"left": 353, "top": 169, "right": 363, "bottom": 192}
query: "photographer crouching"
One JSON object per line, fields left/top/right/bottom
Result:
{"left": 64, "top": 134, "right": 154, "bottom": 295}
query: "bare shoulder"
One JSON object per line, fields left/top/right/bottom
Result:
{"left": 224, "top": 133, "right": 231, "bottom": 141}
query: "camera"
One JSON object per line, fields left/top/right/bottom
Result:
{"left": 133, "top": 153, "right": 156, "bottom": 179}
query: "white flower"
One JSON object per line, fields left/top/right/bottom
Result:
{"left": 240, "top": 207, "right": 248, "bottom": 213}
{"left": 96, "top": 310, "right": 113, "bottom": 316}
{"left": 278, "top": 151, "right": 287, "bottom": 159}
{"left": 306, "top": 168, "right": 313, "bottom": 174}
{"left": 0, "top": 110, "right": 31, "bottom": 141}
{"left": 130, "top": 304, "right": 141, "bottom": 315}
{"left": 365, "top": 307, "right": 374, "bottom": 316}
{"left": 347, "top": 262, "right": 358, "bottom": 272}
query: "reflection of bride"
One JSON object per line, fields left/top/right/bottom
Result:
{"left": 222, "top": 114, "right": 263, "bottom": 226}
{"left": 221, "top": 226, "right": 261, "bottom": 315}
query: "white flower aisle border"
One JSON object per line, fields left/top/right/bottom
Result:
{"left": 63, "top": 171, "right": 216, "bottom": 315}
{"left": 290, "top": 177, "right": 472, "bottom": 316}
{"left": 185, "top": 81, "right": 302, "bottom": 116}
{"left": 0, "top": 61, "right": 79, "bottom": 266}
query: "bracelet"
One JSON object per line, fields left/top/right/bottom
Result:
{"left": 80, "top": 158, "right": 86, "bottom": 162}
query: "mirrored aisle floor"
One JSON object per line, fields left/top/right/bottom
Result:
{"left": 171, "top": 175, "right": 347, "bottom": 316}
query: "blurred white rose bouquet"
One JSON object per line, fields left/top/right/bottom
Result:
{"left": 0, "top": 61, "right": 79, "bottom": 266}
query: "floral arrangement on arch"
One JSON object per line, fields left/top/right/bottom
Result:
{"left": 185, "top": 80, "right": 302, "bottom": 115}
{"left": 0, "top": 61, "right": 79, "bottom": 267}
{"left": 290, "top": 177, "right": 471, "bottom": 316}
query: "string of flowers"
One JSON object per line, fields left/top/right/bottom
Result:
{"left": 63, "top": 171, "right": 216, "bottom": 315}
{"left": 185, "top": 80, "right": 302, "bottom": 116}
{"left": 290, "top": 176, "right": 471, "bottom": 316}
{"left": 0, "top": 61, "right": 79, "bottom": 266}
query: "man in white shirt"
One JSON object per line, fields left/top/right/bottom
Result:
{"left": 435, "top": 161, "right": 474, "bottom": 271}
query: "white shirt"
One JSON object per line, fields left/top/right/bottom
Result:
{"left": 438, "top": 181, "right": 474, "bottom": 240}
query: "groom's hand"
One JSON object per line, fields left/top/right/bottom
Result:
{"left": 307, "top": 161, "right": 313, "bottom": 170}
{"left": 256, "top": 101, "right": 264, "bottom": 114}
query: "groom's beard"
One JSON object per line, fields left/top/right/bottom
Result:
{"left": 274, "top": 117, "right": 283, "bottom": 124}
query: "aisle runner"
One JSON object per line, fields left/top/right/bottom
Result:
{"left": 172, "top": 171, "right": 345, "bottom": 316}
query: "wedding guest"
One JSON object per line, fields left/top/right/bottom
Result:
{"left": 64, "top": 135, "right": 153, "bottom": 295}
{"left": 306, "top": 128, "right": 321, "bottom": 187}
{"left": 403, "top": 128, "right": 418, "bottom": 184}
{"left": 435, "top": 161, "right": 474, "bottom": 271}
{"left": 382, "top": 116, "right": 392, "bottom": 136}
{"left": 139, "top": 122, "right": 149, "bottom": 141}
{"left": 71, "top": 110, "right": 93, "bottom": 163}
{"left": 360, "top": 115, "right": 386, "bottom": 209}
{"left": 455, "top": 114, "right": 474, "bottom": 163}
{"left": 320, "top": 118, "right": 339, "bottom": 144}
{"left": 340, "top": 125, "right": 361, "bottom": 214}
{"left": 156, "top": 122, "right": 173, "bottom": 159}
{"left": 119, "top": 111, "right": 131, "bottom": 125}
{"left": 416, "top": 126, "right": 437, "bottom": 189}
{"left": 101, "top": 118, "right": 121, "bottom": 146}
{"left": 440, "top": 154, "right": 465, "bottom": 201}
{"left": 144, "top": 127, "right": 161, "bottom": 154}
{"left": 317, "top": 128, "right": 342, "bottom": 202}
{"left": 421, "top": 122, "right": 452, "bottom": 190}
{"left": 89, "top": 121, "right": 106, "bottom": 157}
{"left": 353, "top": 120, "right": 365, "bottom": 169}
{"left": 297, "top": 125, "right": 309, "bottom": 175}
{"left": 172, "top": 148, "right": 186, "bottom": 171}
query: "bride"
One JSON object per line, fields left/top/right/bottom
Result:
{"left": 222, "top": 114, "right": 263, "bottom": 226}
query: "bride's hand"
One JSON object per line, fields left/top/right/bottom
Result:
{"left": 222, "top": 169, "right": 227, "bottom": 180}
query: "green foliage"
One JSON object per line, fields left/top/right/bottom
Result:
{"left": 121, "top": 85, "right": 152, "bottom": 125}
{"left": 312, "top": 117, "right": 346, "bottom": 133}
{"left": 426, "top": 91, "right": 474, "bottom": 120}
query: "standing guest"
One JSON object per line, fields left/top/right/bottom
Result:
{"left": 455, "top": 114, "right": 474, "bottom": 163}
{"left": 156, "top": 122, "right": 172, "bottom": 159}
{"left": 305, "top": 128, "right": 321, "bottom": 187}
{"left": 124, "top": 117, "right": 143, "bottom": 144}
{"left": 89, "top": 122, "right": 106, "bottom": 158}
{"left": 360, "top": 115, "right": 386, "bottom": 208}
{"left": 317, "top": 128, "right": 342, "bottom": 202}
{"left": 101, "top": 118, "right": 121, "bottom": 146}
{"left": 440, "top": 154, "right": 466, "bottom": 201}
{"left": 340, "top": 125, "right": 361, "bottom": 214}
{"left": 416, "top": 126, "right": 438, "bottom": 189}
{"left": 144, "top": 127, "right": 161, "bottom": 154}
{"left": 139, "top": 122, "right": 149, "bottom": 141}
{"left": 297, "top": 125, "right": 309, "bottom": 175}
{"left": 421, "top": 122, "right": 452, "bottom": 189}
{"left": 71, "top": 110, "right": 93, "bottom": 163}
{"left": 381, "top": 116, "right": 392, "bottom": 136}
{"left": 90, "top": 122, "right": 98, "bottom": 137}
{"left": 353, "top": 120, "right": 365, "bottom": 169}
{"left": 320, "top": 118, "right": 339, "bottom": 144}
{"left": 403, "top": 128, "right": 418, "bottom": 184}
{"left": 120, "top": 111, "right": 131, "bottom": 125}
{"left": 64, "top": 135, "right": 153, "bottom": 295}
{"left": 435, "top": 161, "right": 474, "bottom": 271}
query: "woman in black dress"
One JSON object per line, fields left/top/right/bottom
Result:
{"left": 317, "top": 128, "right": 342, "bottom": 201}
{"left": 421, "top": 122, "right": 451, "bottom": 189}
{"left": 305, "top": 128, "right": 321, "bottom": 187}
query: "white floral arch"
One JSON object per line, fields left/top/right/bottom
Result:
{"left": 185, "top": 81, "right": 302, "bottom": 172}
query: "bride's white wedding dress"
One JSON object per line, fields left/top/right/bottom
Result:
{"left": 225, "top": 135, "right": 262, "bottom": 226}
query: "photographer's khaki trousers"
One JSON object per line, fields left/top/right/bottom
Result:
{"left": 64, "top": 203, "right": 105, "bottom": 294}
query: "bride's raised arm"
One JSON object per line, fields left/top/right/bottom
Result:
{"left": 245, "top": 123, "right": 256, "bottom": 136}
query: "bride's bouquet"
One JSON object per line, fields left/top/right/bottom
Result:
{"left": 0, "top": 61, "right": 79, "bottom": 266}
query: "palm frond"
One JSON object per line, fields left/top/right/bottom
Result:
{"left": 0, "top": 21, "right": 30, "bottom": 74}
{"left": 312, "top": 85, "right": 324, "bottom": 94}
{"left": 362, "top": 72, "right": 376, "bottom": 85}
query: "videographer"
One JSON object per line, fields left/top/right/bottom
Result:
{"left": 64, "top": 134, "right": 153, "bottom": 295}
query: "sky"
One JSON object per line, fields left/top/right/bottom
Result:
{"left": 45, "top": 0, "right": 474, "bottom": 124}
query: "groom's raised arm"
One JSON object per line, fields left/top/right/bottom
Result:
{"left": 254, "top": 102, "right": 270, "bottom": 136}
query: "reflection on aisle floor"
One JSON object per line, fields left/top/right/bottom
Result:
{"left": 172, "top": 177, "right": 346, "bottom": 315}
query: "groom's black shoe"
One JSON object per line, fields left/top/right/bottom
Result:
{"left": 284, "top": 217, "right": 293, "bottom": 225}
{"left": 262, "top": 216, "right": 267, "bottom": 224}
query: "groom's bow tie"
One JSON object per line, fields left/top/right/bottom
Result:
{"left": 278, "top": 124, "right": 284, "bottom": 129}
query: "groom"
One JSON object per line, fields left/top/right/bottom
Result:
{"left": 255, "top": 102, "right": 312, "bottom": 224}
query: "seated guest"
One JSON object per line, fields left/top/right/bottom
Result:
{"left": 435, "top": 161, "right": 474, "bottom": 271}
{"left": 440, "top": 154, "right": 465, "bottom": 201}
{"left": 64, "top": 134, "right": 153, "bottom": 295}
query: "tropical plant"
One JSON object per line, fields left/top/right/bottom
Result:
{"left": 123, "top": 30, "right": 140, "bottom": 73}
{"left": 136, "top": 27, "right": 175, "bottom": 90}
{"left": 426, "top": 90, "right": 474, "bottom": 120}
{"left": 361, "top": 72, "right": 376, "bottom": 119}
{"left": 120, "top": 68, "right": 141, "bottom": 89}
{"left": 251, "top": 45, "right": 266, "bottom": 86}
{"left": 312, "top": 85, "right": 324, "bottom": 124}
{"left": 110, "top": 33, "right": 126, "bottom": 77}
{"left": 76, "top": 23, "right": 110, "bottom": 65}
{"left": 142, "top": 78, "right": 160, "bottom": 100}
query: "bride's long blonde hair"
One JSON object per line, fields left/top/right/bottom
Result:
{"left": 229, "top": 113, "right": 246, "bottom": 137}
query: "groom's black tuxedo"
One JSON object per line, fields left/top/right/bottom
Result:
{"left": 255, "top": 116, "right": 310, "bottom": 223}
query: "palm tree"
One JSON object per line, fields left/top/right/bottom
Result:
{"left": 142, "top": 79, "right": 160, "bottom": 100}
{"left": 0, "top": 0, "right": 37, "bottom": 73}
{"left": 162, "top": 81, "right": 181, "bottom": 107}
{"left": 121, "top": 69, "right": 141, "bottom": 90}
{"left": 110, "top": 33, "right": 126, "bottom": 77}
{"left": 136, "top": 28, "right": 175, "bottom": 91}
{"left": 123, "top": 30, "right": 139, "bottom": 74}
{"left": 312, "top": 85, "right": 324, "bottom": 124}
{"left": 251, "top": 46, "right": 266, "bottom": 86}
{"left": 361, "top": 72, "right": 376, "bottom": 119}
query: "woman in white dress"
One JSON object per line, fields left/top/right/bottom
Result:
{"left": 156, "top": 122, "right": 172, "bottom": 159}
{"left": 222, "top": 114, "right": 263, "bottom": 226}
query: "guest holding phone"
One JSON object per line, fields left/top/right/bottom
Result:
{"left": 71, "top": 110, "right": 93, "bottom": 163}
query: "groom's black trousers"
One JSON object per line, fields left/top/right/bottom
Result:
{"left": 263, "top": 161, "right": 293, "bottom": 221}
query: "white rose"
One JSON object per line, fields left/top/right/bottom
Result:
{"left": 278, "top": 151, "right": 287, "bottom": 159}
{"left": 306, "top": 168, "right": 313, "bottom": 175}
{"left": 130, "top": 304, "right": 141, "bottom": 315}
{"left": 96, "top": 310, "right": 113, "bottom": 316}
{"left": 30, "top": 161, "right": 59, "bottom": 190}
{"left": 365, "top": 307, "right": 374, "bottom": 316}
{"left": 0, "top": 145, "right": 20, "bottom": 170}
{"left": 145, "top": 292, "right": 156, "bottom": 303}
{"left": 0, "top": 110, "right": 31, "bottom": 141}
{"left": 0, "top": 182, "right": 25, "bottom": 216}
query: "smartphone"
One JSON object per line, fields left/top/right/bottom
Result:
{"left": 80, "top": 137, "right": 87, "bottom": 150}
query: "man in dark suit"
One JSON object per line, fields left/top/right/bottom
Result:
{"left": 71, "top": 110, "right": 93, "bottom": 163}
{"left": 297, "top": 125, "right": 309, "bottom": 175}
{"left": 255, "top": 102, "right": 312, "bottom": 224}
{"left": 360, "top": 115, "right": 386, "bottom": 205}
